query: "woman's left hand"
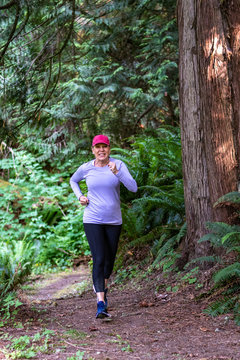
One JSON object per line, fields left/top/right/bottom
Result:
{"left": 108, "top": 161, "right": 119, "bottom": 175}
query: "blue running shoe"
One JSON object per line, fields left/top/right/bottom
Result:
{"left": 93, "top": 285, "right": 108, "bottom": 308}
{"left": 104, "top": 288, "right": 108, "bottom": 309}
{"left": 96, "top": 301, "right": 109, "bottom": 319}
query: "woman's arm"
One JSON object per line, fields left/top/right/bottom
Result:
{"left": 115, "top": 161, "right": 138, "bottom": 192}
{"left": 70, "top": 164, "right": 85, "bottom": 200}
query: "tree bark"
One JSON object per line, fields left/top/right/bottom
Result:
{"left": 178, "top": 0, "right": 240, "bottom": 265}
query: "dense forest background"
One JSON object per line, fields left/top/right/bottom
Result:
{"left": 0, "top": 0, "right": 239, "bottom": 324}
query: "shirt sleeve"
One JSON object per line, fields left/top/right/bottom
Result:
{"left": 115, "top": 161, "right": 138, "bottom": 192}
{"left": 69, "top": 164, "right": 86, "bottom": 200}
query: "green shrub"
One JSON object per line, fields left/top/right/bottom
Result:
{"left": 0, "top": 239, "right": 36, "bottom": 298}
{"left": 36, "top": 206, "right": 90, "bottom": 269}
{"left": 196, "top": 192, "right": 240, "bottom": 324}
{"left": 0, "top": 150, "right": 90, "bottom": 273}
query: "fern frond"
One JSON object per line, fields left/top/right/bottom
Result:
{"left": 214, "top": 191, "right": 240, "bottom": 207}
{"left": 198, "top": 233, "right": 222, "bottom": 248}
{"left": 176, "top": 222, "right": 187, "bottom": 242}
{"left": 0, "top": 240, "right": 36, "bottom": 296}
{"left": 138, "top": 185, "right": 164, "bottom": 193}
{"left": 133, "top": 196, "right": 183, "bottom": 212}
{"left": 213, "top": 262, "right": 240, "bottom": 285}
{"left": 205, "top": 221, "right": 238, "bottom": 236}
{"left": 204, "top": 296, "right": 238, "bottom": 317}
{"left": 151, "top": 233, "right": 169, "bottom": 256}
{"left": 128, "top": 225, "right": 165, "bottom": 248}
{"left": 98, "top": 83, "right": 119, "bottom": 94}
{"left": 153, "top": 234, "right": 178, "bottom": 266}
{"left": 234, "top": 313, "right": 240, "bottom": 326}
{"left": 221, "top": 232, "right": 240, "bottom": 253}
{"left": 227, "top": 246, "right": 240, "bottom": 254}
{"left": 189, "top": 255, "right": 220, "bottom": 265}
{"left": 111, "top": 148, "right": 132, "bottom": 156}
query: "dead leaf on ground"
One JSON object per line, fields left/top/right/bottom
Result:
{"left": 199, "top": 327, "right": 210, "bottom": 332}
{"left": 89, "top": 327, "right": 99, "bottom": 331}
{"left": 139, "top": 300, "right": 154, "bottom": 308}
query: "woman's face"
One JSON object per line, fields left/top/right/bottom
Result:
{"left": 92, "top": 143, "right": 110, "bottom": 162}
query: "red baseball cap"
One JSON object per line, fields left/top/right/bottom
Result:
{"left": 92, "top": 134, "right": 110, "bottom": 146}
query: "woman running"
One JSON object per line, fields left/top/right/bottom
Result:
{"left": 70, "top": 134, "right": 137, "bottom": 318}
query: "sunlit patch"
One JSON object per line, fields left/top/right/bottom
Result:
{"left": 204, "top": 33, "right": 227, "bottom": 80}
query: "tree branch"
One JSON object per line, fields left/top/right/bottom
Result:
{"left": 44, "top": 0, "right": 76, "bottom": 62}
{"left": 38, "top": 54, "right": 62, "bottom": 110}
{"left": 10, "top": 0, "right": 30, "bottom": 42}
{"left": 16, "top": 54, "right": 62, "bottom": 131}
{"left": 25, "top": 32, "right": 57, "bottom": 76}
{"left": 15, "top": 18, "right": 52, "bottom": 39}
{"left": 0, "top": 0, "right": 16, "bottom": 10}
{"left": 135, "top": 104, "right": 155, "bottom": 125}
{"left": 0, "top": 0, "right": 20, "bottom": 62}
{"left": 164, "top": 92, "right": 178, "bottom": 126}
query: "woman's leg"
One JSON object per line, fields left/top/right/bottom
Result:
{"left": 83, "top": 223, "right": 121, "bottom": 307}
{"left": 83, "top": 223, "right": 106, "bottom": 300}
{"left": 103, "top": 224, "right": 122, "bottom": 281}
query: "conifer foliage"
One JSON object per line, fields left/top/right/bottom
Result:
{"left": 0, "top": 0, "right": 178, "bottom": 143}
{"left": 0, "top": 0, "right": 77, "bottom": 139}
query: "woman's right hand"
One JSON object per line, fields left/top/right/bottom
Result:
{"left": 79, "top": 195, "right": 89, "bottom": 206}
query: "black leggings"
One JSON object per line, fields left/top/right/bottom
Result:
{"left": 84, "top": 223, "right": 122, "bottom": 292}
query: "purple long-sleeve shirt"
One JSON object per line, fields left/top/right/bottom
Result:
{"left": 70, "top": 157, "right": 137, "bottom": 225}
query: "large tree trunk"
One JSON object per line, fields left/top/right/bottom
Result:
{"left": 178, "top": 0, "right": 240, "bottom": 265}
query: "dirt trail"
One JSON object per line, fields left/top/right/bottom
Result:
{"left": 26, "top": 266, "right": 90, "bottom": 302}
{"left": 0, "top": 266, "right": 239, "bottom": 360}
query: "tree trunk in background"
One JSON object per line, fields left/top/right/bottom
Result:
{"left": 178, "top": 0, "right": 240, "bottom": 265}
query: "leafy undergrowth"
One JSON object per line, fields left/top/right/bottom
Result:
{"left": 0, "top": 266, "right": 239, "bottom": 360}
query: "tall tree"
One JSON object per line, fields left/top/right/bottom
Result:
{"left": 178, "top": 0, "right": 240, "bottom": 264}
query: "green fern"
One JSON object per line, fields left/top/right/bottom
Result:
{"left": 128, "top": 225, "right": 167, "bottom": 248}
{"left": 205, "top": 221, "right": 240, "bottom": 236}
{"left": 138, "top": 185, "right": 165, "bottom": 193}
{"left": 214, "top": 191, "right": 240, "bottom": 206}
{"left": 190, "top": 255, "right": 222, "bottom": 265}
{"left": 199, "top": 222, "right": 240, "bottom": 252}
{"left": 198, "top": 233, "right": 222, "bottom": 248}
{"left": 213, "top": 263, "right": 240, "bottom": 285}
{"left": 233, "top": 312, "right": 240, "bottom": 326}
{"left": 197, "top": 196, "right": 240, "bottom": 324}
{"left": 152, "top": 235, "right": 178, "bottom": 266}
{"left": 204, "top": 295, "right": 239, "bottom": 317}
{"left": 0, "top": 240, "right": 36, "bottom": 297}
{"left": 151, "top": 232, "right": 170, "bottom": 256}
{"left": 152, "top": 223, "right": 186, "bottom": 267}
{"left": 133, "top": 195, "right": 183, "bottom": 212}
{"left": 176, "top": 222, "right": 187, "bottom": 242}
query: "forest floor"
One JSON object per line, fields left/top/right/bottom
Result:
{"left": 0, "top": 264, "right": 239, "bottom": 360}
